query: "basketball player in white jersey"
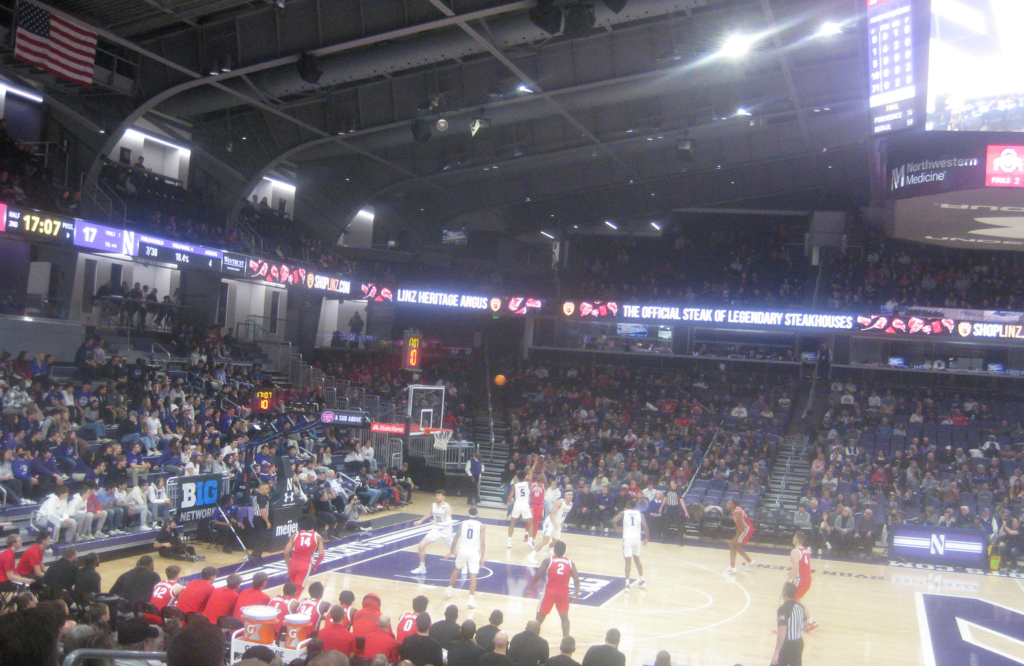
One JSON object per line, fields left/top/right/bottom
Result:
{"left": 411, "top": 489, "right": 454, "bottom": 574}
{"left": 444, "top": 506, "right": 486, "bottom": 608}
{"left": 527, "top": 490, "right": 574, "bottom": 565}
{"left": 612, "top": 499, "right": 649, "bottom": 591}
{"left": 507, "top": 459, "right": 538, "bottom": 548}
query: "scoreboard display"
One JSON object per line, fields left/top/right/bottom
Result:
{"left": 401, "top": 330, "right": 422, "bottom": 371}
{"left": 136, "top": 234, "right": 223, "bottom": 272}
{"left": 253, "top": 389, "right": 276, "bottom": 411}
{"left": 3, "top": 206, "right": 75, "bottom": 243}
{"left": 867, "top": 0, "right": 918, "bottom": 134}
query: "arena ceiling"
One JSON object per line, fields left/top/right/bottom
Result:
{"left": 10, "top": 0, "right": 872, "bottom": 243}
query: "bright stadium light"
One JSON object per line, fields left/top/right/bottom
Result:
{"left": 604, "top": 220, "right": 618, "bottom": 230}
{"left": 816, "top": 21, "right": 843, "bottom": 37}
{"left": 540, "top": 231, "right": 555, "bottom": 239}
{"left": 735, "top": 108, "right": 752, "bottom": 117}
{"left": 717, "top": 34, "right": 758, "bottom": 59}
{"left": 650, "top": 221, "right": 661, "bottom": 230}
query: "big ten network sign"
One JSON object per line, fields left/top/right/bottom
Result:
{"left": 176, "top": 474, "right": 222, "bottom": 522}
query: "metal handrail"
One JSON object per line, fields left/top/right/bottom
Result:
{"left": 63, "top": 650, "right": 166, "bottom": 666}
{"left": 151, "top": 342, "right": 171, "bottom": 358}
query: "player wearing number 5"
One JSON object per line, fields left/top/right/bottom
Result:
{"left": 612, "top": 499, "right": 648, "bottom": 592}
{"left": 525, "top": 541, "right": 579, "bottom": 638}
{"left": 445, "top": 506, "right": 486, "bottom": 608}
{"left": 283, "top": 515, "right": 324, "bottom": 596}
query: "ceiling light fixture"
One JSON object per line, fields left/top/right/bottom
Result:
{"left": 816, "top": 21, "right": 843, "bottom": 37}
{"left": 541, "top": 231, "right": 555, "bottom": 239}
{"left": 651, "top": 221, "right": 661, "bottom": 230}
{"left": 604, "top": 220, "right": 618, "bottom": 230}
{"left": 0, "top": 83, "right": 43, "bottom": 103}
{"left": 735, "top": 108, "right": 752, "bottom": 116}
{"left": 517, "top": 84, "right": 534, "bottom": 94}
{"left": 717, "top": 33, "right": 758, "bottom": 59}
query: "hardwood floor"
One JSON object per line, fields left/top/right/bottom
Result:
{"left": 94, "top": 492, "right": 1024, "bottom": 666}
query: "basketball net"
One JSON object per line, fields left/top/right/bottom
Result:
{"left": 424, "top": 427, "right": 454, "bottom": 450}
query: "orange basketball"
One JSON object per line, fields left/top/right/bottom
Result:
{"left": 494, "top": 374, "right": 506, "bottom": 386}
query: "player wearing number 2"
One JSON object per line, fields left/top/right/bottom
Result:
{"left": 445, "top": 506, "right": 486, "bottom": 608}
{"left": 283, "top": 515, "right": 324, "bottom": 596}
{"left": 526, "top": 540, "right": 579, "bottom": 638}
{"left": 612, "top": 499, "right": 649, "bottom": 591}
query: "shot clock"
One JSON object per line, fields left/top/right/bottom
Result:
{"left": 253, "top": 389, "right": 276, "bottom": 411}
{"left": 401, "top": 329, "right": 422, "bottom": 371}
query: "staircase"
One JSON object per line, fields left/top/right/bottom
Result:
{"left": 468, "top": 412, "right": 511, "bottom": 509}
{"left": 763, "top": 435, "right": 811, "bottom": 510}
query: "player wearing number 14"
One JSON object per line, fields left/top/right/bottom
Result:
{"left": 284, "top": 515, "right": 325, "bottom": 596}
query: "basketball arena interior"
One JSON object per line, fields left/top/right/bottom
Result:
{"left": 1, "top": 0, "right": 1024, "bottom": 665}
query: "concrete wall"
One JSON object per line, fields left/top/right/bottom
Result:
{"left": 224, "top": 279, "right": 288, "bottom": 342}
{"left": 108, "top": 120, "right": 191, "bottom": 186}
{"left": 248, "top": 178, "right": 295, "bottom": 217}
{"left": 70, "top": 254, "right": 180, "bottom": 323}
{"left": 0, "top": 315, "right": 86, "bottom": 362}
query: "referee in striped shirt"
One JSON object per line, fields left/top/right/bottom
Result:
{"left": 771, "top": 581, "right": 805, "bottom": 666}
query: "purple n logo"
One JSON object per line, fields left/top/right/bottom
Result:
{"left": 918, "top": 593, "right": 1024, "bottom": 665}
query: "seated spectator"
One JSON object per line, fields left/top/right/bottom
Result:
{"left": 116, "top": 616, "right": 163, "bottom": 665}
{"left": 508, "top": 620, "right": 550, "bottom": 666}
{"left": 166, "top": 618, "right": 224, "bottom": 666}
{"left": 448, "top": 620, "right": 487, "bottom": 666}
{"left": 109, "top": 555, "right": 161, "bottom": 604}
{"left": 41, "top": 546, "right": 78, "bottom": 592}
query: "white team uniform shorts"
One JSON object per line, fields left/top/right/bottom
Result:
{"left": 425, "top": 528, "right": 454, "bottom": 546}
{"left": 623, "top": 537, "right": 642, "bottom": 558}
{"left": 454, "top": 549, "right": 482, "bottom": 574}
{"left": 541, "top": 519, "right": 563, "bottom": 540}
{"left": 511, "top": 503, "right": 532, "bottom": 520}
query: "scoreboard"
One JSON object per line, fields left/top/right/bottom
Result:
{"left": 867, "top": 0, "right": 918, "bottom": 134}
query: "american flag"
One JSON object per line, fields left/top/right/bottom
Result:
{"left": 15, "top": 0, "right": 97, "bottom": 87}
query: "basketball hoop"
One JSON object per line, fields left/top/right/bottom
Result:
{"left": 424, "top": 427, "right": 454, "bottom": 450}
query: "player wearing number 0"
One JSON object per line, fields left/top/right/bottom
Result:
{"left": 527, "top": 491, "right": 573, "bottom": 565}
{"left": 724, "top": 498, "right": 755, "bottom": 574}
{"left": 411, "top": 490, "right": 454, "bottom": 574}
{"left": 612, "top": 499, "right": 648, "bottom": 591}
{"left": 445, "top": 506, "right": 486, "bottom": 609}
{"left": 785, "top": 531, "right": 818, "bottom": 632}
{"left": 525, "top": 541, "right": 579, "bottom": 638}
{"left": 507, "top": 459, "right": 539, "bottom": 548}
{"left": 284, "top": 515, "right": 325, "bottom": 596}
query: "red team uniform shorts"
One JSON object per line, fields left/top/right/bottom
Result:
{"left": 793, "top": 576, "right": 811, "bottom": 600}
{"left": 539, "top": 588, "right": 570, "bottom": 615}
{"left": 736, "top": 522, "right": 753, "bottom": 545}
{"left": 289, "top": 558, "right": 314, "bottom": 588}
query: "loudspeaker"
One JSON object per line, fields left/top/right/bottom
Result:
{"left": 297, "top": 52, "right": 323, "bottom": 84}
{"left": 563, "top": 3, "right": 596, "bottom": 39}
{"left": 603, "top": 0, "right": 628, "bottom": 12}
{"left": 529, "top": 0, "right": 563, "bottom": 34}
{"left": 412, "top": 118, "right": 432, "bottom": 143}
{"left": 675, "top": 139, "right": 695, "bottom": 161}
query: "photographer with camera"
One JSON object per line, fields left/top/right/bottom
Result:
{"left": 153, "top": 520, "right": 204, "bottom": 562}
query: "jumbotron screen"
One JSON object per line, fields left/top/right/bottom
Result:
{"left": 926, "top": 0, "right": 1024, "bottom": 132}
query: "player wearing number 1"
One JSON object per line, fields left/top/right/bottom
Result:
{"left": 284, "top": 515, "right": 324, "bottom": 596}
{"left": 445, "top": 506, "right": 486, "bottom": 609}
{"left": 525, "top": 541, "right": 579, "bottom": 638}
{"left": 612, "top": 499, "right": 648, "bottom": 591}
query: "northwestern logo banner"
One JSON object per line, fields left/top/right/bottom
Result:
{"left": 891, "top": 524, "right": 987, "bottom": 569}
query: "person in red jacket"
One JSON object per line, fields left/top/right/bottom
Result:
{"left": 360, "top": 613, "right": 399, "bottom": 663}
{"left": 351, "top": 592, "right": 383, "bottom": 638}
{"left": 319, "top": 605, "right": 357, "bottom": 656}
{"left": 203, "top": 573, "right": 242, "bottom": 623}
{"left": 15, "top": 533, "right": 49, "bottom": 581}
{"left": 175, "top": 566, "right": 218, "bottom": 614}
{"left": 233, "top": 572, "right": 272, "bottom": 620}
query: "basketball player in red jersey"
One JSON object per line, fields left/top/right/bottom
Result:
{"left": 525, "top": 540, "right": 579, "bottom": 638}
{"left": 786, "top": 530, "right": 818, "bottom": 631}
{"left": 724, "top": 499, "right": 755, "bottom": 574}
{"left": 529, "top": 460, "right": 548, "bottom": 541}
{"left": 294, "top": 581, "right": 331, "bottom": 630}
{"left": 396, "top": 595, "right": 429, "bottom": 643}
{"left": 284, "top": 515, "right": 324, "bottom": 595}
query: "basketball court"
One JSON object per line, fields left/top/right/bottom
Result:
{"left": 97, "top": 494, "right": 1024, "bottom": 666}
